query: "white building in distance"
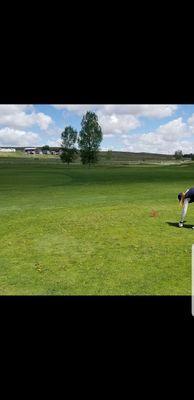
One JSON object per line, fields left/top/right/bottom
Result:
{"left": 24, "top": 147, "right": 36, "bottom": 154}
{"left": 0, "top": 148, "right": 16, "bottom": 152}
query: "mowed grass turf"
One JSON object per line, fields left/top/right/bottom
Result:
{"left": 0, "top": 158, "right": 193, "bottom": 295}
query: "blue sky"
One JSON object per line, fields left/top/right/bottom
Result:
{"left": 0, "top": 104, "right": 194, "bottom": 154}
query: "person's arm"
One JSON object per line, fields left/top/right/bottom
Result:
{"left": 180, "top": 198, "right": 190, "bottom": 223}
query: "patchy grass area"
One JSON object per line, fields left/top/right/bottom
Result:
{"left": 0, "top": 159, "right": 193, "bottom": 295}
{"left": 0, "top": 151, "right": 61, "bottom": 164}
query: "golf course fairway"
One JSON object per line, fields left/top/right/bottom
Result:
{"left": 0, "top": 159, "right": 192, "bottom": 295}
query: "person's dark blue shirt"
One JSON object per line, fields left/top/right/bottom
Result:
{"left": 185, "top": 188, "right": 194, "bottom": 203}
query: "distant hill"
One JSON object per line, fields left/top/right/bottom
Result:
{"left": 99, "top": 151, "right": 174, "bottom": 162}
{"left": 0, "top": 148, "right": 188, "bottom": 163}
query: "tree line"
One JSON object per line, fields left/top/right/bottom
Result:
{"left": 60, "top": 111, "right": 103, "bottom": 166}
{"left": 174, "top": 150, "right": 194, "bottom": 160}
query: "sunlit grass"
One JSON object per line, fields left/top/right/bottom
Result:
{"left": 0, "top": 160, "right": 193, "bottom": 295}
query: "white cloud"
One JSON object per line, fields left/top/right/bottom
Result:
{"left": 45, "top": 125, "right": 62, "bottom": 137}
{"left": 98, "top": 113, "right": 140, "bottom": 136}
{"left": 52, "top": 104, "right": 177, "bottom": 119}
{"left": 47, "top": 138, "right": 62, "bottom": 147}
{"left": 103, "top": 134, "right": 115, "bottom": 138}
{"left": 155, "top": 117, "right": 190, "bottom": 140}
{"left": 121, "top": 117, "right": 194, "bottom": 154}
{"left": 53, "top": 105, "right": 141, "bottom": 136}
{"left": 188, "top": 113, "right": 194, "bottom": 132}
{"left": 52, "top": 104, "right": 178, "bottom": 139}
{"left": 35, "top": 113, "right": 52, "bottom": 130}
{"left": 96, "top": 104, "right": 178, "bottom": 118}
{"left": 0, "top": 105, "right": 32, "bottom": 113}
{"left": 1, "top": 104, "right": 191, "bottom": 153}
{"left": 53, "top": 104, "right": 96, "bottom": 115}
{"left": 0, "top": 127, "right": 40, "bottom": 147}
{"left": 0, "top": 105, "right": 52, "bottom": 130}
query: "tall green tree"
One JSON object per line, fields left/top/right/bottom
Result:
{"left": 174, "top": 150, "right": 183, "bottom": 160}
{"left": 60, "top": 126, "right": 78, "bottom": 166}
{"left": 78, "top": 111, "right": 103, "bottom": 166}
{"left": 42, "top": 145, "right": 50, "bottom": 151}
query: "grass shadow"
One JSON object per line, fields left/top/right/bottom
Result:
{"left": 166, "top": 221, "right": 194, "bottom": 229}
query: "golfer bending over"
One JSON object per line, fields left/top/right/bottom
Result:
{"left": 178, "top": 187, "right": 194, "bottom": 227}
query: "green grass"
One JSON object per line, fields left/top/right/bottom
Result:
{"left": 0, "top": 158, "right": 193, "bottom": 295}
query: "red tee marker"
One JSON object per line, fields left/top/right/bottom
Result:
{"left": 150, "top": 209, "right": 159, "bottom": 218}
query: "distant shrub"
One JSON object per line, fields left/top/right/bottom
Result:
{"left": 106, "top": 150, "right": 113, "bottom": 161}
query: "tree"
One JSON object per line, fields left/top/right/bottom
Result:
{"left": 60, "top": 126, "right": 78, "bottom": 166}
{"left": 42, "top": 145, "right": 50, "bottom": 151}
{"left": 78, "top": 111, "right": 103, "bottom": 166}
{"left": 41, "top": 145, "right": 50, "bottom": 155}
{"left": 174, "top": 150, "right": 183, "bottom": 160}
